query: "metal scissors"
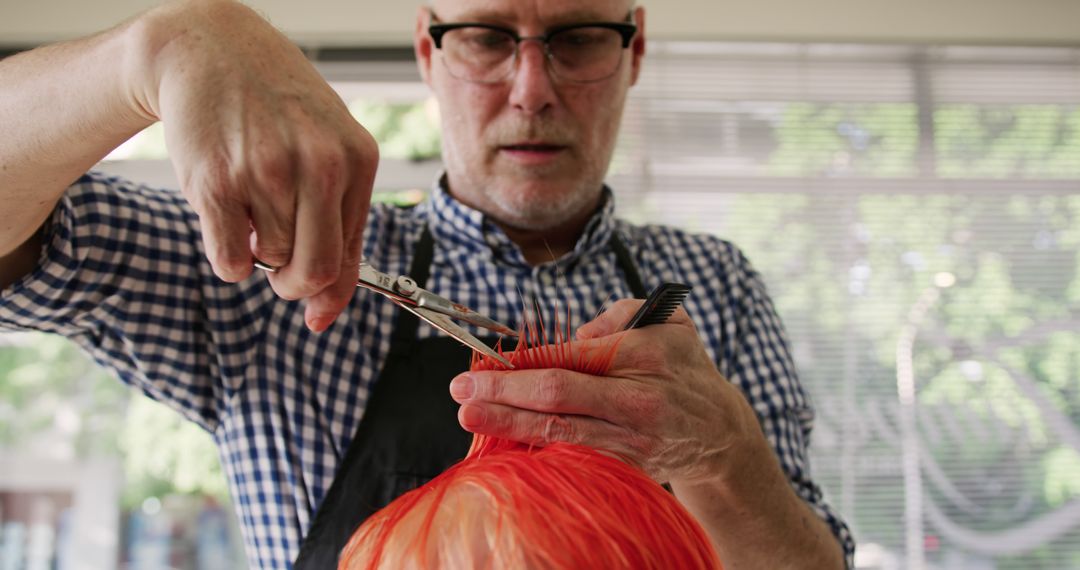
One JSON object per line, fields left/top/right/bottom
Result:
{"left": 255, "top": 260, "right": 517, "bottom": 368}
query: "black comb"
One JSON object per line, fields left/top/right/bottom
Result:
{"left": 622, "top": 282, "right": 692, "bottom": 330}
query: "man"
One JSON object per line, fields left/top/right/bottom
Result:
{"left": 0, "top": 0, "right": 853, "bottom": 567}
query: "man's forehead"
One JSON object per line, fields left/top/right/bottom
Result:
{"left": 430, "top": 0, "right": 633, "bottom": 26}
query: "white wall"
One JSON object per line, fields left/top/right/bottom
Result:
{"left": 1, "top": 0, "right": 1078, "bottom": 47}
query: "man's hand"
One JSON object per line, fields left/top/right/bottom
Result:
{"left": 134, "top": 0, "right": 378, "bottom": 331}
{"left": 448, "top": 300, "right": 847, "bottom": 568}
{"left": 447, "top": 299, "right": 761, "bottom": 485}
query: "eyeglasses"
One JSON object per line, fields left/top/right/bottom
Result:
{"left": 427, "top": 16, "right": 637, "bottom": 84}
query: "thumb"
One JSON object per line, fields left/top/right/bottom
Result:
{"left": 575, "top": 298, "right": 642, "bottom": 340}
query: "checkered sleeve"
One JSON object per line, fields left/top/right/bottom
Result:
{"left": 0, "top": 172, "right": 271, "bottom": 431}
{"left": 725, "top": 244, "right": 856, "bottom": 568}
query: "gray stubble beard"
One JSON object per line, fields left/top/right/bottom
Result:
{"left": 483, "top": 178, "right": 604, "bottom": 232}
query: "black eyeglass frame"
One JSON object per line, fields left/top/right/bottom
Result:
{"left": 427, "top": 17, "right": 638, "bottom": 84}
{"left": 427, "top": 20, "right": 639, "bottom": 51}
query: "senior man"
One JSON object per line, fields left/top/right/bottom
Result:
{"left": 0, "top": 0, "right": 853, "bottom": 567}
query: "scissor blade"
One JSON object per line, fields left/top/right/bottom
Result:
{"left": 259, "top": 262, "right": 515, "bottom": 340}
{"left": 414, "top": 291, "right": 519, "bottom": 337}
{"left": 358, "top": 263, "right": 516, "bottom": 336}
{"left": 406, "top": 306, "right": 515, "bottom": 369}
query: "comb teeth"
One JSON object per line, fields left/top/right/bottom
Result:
{"left": 622, "top": 283, "right": 692, "bottom": 330}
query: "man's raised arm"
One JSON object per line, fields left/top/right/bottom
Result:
{"left": 0, "top": 0, "right": 378, "bottom": 331}
{"left": 0, "top": 14, "right": 153, "bottom": 288}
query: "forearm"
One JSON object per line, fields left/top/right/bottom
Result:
{"left": 0, "top": 17, "right": 161, "bottom": 256}
{"left": 672, "top": 432, "right": 845, "bottom": 570}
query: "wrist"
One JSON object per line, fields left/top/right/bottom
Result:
{"left": 680, "top": 381, "right": 773, "bottom": 486}
{"left": 670, "top": 420, "right": 845, "bottom": 569}
{"left": 122, "top": 0, "right": 253, "bottom": 121}
{"left": 670, "top": 388, "right": 789, "bottom": 511}
{"left": 674, "top": 427, "right": 781, "bottom": 501}
{"left": 122, "top": 3, "right": 177, "bottom": 121}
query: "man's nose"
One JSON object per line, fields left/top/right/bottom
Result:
{"left": 508, "top": 40, "right": 557, "bottom": 115}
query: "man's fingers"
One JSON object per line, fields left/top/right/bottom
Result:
{"left": 458, "top": 401, "right": 632, "bottom": 448}
{"left": 303, "top": 281, "right": 353, "bottom": 332}
{"left": 457, "top": 403, "right": 652, "bottom": 472}
{"left": 192, "top": 174, "right": 254, "bottom": 283}
{"left": 291, "top": 133, "right": 376, "bottom": 331}
{"left": 451, "top": 366, "right": 663, "bottom": 429}
{"left": 161, "top": 14, "right": 380, "bottom": 330}
{"left": 301, "top": 154, "right": 374, "bottom": 331}
{"left": 304, "top": 218, "right": 362, "bottom": 332}
{"left": 576, "top": 298, "right": 639, "bottom": 339}
{"left": 266, "top": 139, "right": 348, "bottom": 300}
{"left": 149, "top": 0, "right": 384, "bottom": 323}
{"left": 248, "top": 148, "right": 298, "bottom": 268}
{"left": 577, "top": 298, "right": 694, "bottom": 340}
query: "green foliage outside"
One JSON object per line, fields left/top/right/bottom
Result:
{"left": 0, "top": 333, "right": 230, "bottom": 508}
{"left": 117, "top": 396, "right": 231, "bottom": 508}
{"left": 937, "top": 105, "right": 1080, "bottom": 179}
{"left": 348, "top": 98, "right": 442, "bottom": 161}
{"left": 768, "top": 103, "right": 919, "bottom": 177}
{"left": 707, "top": 192, "right": 1080, "bottom": 566}
{"left": 0, "top": 334, "right": 125, "bottom": 456}
{"left": 706, "top": 101, "right": 1080, "bottom": 566}
{"left": 765, "top": 102, "right": 1080, "bottom": 179}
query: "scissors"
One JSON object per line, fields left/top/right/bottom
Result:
{"left": 255, "top": 260, "right": 517, "bottom": 368}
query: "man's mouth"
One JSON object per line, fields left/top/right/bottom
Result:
{"left": 500, "top": 143, "right": 567, "bottom": 152}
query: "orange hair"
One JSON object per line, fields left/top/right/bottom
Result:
{"left": 339, "top": 309, "right": 722, "bottom": 570}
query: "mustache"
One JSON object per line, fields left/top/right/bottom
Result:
{"left": 489, "top": 121, "right": 576, "bottom": 146}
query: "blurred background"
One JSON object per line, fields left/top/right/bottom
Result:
{"left": 1, "top": 0, "right": 1078, "bottom": 568}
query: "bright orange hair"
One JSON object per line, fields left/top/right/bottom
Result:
{"left": 339, "top": 309, "right": 722, "bottom": 570}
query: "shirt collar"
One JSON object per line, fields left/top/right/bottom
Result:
{"left": 421, "top": 174, "right": 617, "bottom": 269}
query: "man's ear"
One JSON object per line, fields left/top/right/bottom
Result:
{"left": 629, "top": 6, "right": 646, "bottom": 86}
{"left": 414, "top": 7, "right": 434, "bottom": 86}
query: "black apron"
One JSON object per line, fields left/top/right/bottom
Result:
{"left": 293, "top": 225, "right": 647, "bottom": 569}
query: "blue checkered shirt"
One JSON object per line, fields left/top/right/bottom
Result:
{"left": 0, "top": 171, "right": 854, "bottom": 568}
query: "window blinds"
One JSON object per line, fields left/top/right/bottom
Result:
{"left": 608, "top": 42, "right": 1080, "bottom": 569}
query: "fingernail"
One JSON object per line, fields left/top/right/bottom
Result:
{"left": 450, "top": 375, "right": 474, "bottom": 400}
{"left": 306, "top": 314, "right": 335, "bottom": 333}
{"left": 460, "top": 404, "right": 486, "bottom": 428}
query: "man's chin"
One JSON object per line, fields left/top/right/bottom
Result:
{"left": 492, "top": 209, "right": 570, "bottom": 232}
{"left": 488, "top": 188, "right": 602, "bottom": 232}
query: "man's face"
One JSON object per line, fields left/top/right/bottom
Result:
{"left": 415, "top": 0, "right": 645, "bottom": 231}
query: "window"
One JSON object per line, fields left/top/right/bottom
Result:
{"left": 615, "top": 43, "right": 1080, "bottom": 569}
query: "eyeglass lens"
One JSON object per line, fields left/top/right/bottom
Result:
{"left": 440, "top": 26, "right": 627, "bottom": 83}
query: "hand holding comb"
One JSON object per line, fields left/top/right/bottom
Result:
{"left": 622, "top": 283, "right": 692, "bottom": 330}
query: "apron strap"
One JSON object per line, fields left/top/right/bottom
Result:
{"left": 610, "top": 232, "right": 648, "bottom": 299}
